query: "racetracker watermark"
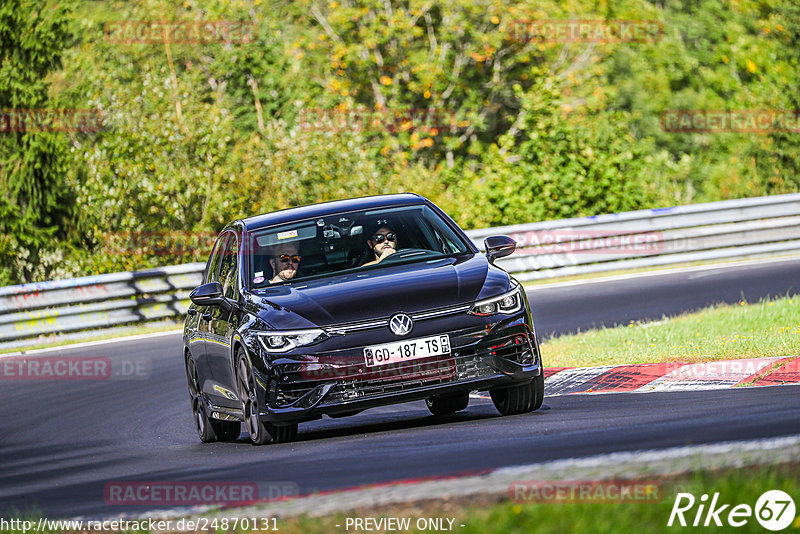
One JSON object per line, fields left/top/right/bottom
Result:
{"left": 0, "top": 109, "right": 103, "bottom": 133}
{"left": 508, "top": 229, "right": 664, "bottom": 255}
{"left": 510, "top": 19, "right": 663, "bottom": 43}
{"left": 297, "top": 106, "right": 463, "bottom": 135}
{"left": 104, "top": 20, "right": 257, "bottom": 45}
{"left": 101, "top": 231, "right": 217, "bottom": 256}
{"left": 104, "top": 481, "right": 298, "bottom": 506}
{"left": 510, "top": 480, "right": 663, "bottom": 503}
{"left": 301, "top": 358, "right": 456, "bottom": 381}
{"left": 0, "top": 356, "right": 151, "bottom": 380}
{"left": 0, "top": 517, "right": 279, "bottom": 533}
{"left": 661, "top": 109, "right": 800, "bottom": 134}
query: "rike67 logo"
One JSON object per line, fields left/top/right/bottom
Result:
{"left": 668, "top": 490, "right": 796, "bottom": 531}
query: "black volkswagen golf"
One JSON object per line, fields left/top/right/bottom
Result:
{"left": 183, "top": 193, "right": 544, "bottom": 444}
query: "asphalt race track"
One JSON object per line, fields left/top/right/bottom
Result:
{"left": 2, "top": 258, "right": 799, "bottom": 518}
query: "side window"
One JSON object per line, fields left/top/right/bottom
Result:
{"left": 204, "top": 234, "right": 228, "bottom": 284}
{"left": 218, "top": 234, "right": 239, "bottom": 300}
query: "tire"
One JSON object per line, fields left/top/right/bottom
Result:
{"left": 425, "top": 392, "right": 469, "bottom": 415}
{"left": 186, "top": 354, "right": 217, "bottom": 443}
{"left": 192, "top": 396, "right": 218, "bottom": 443}
{"left": 263, "top": 422, "right": 298, "bottom": 444}
{"left": 490, "top": 372, "right": 544, "bottom": 416}
{"left": 235, "top": 350, "right": 298, "bottom": 445}
{"left": 210, "top": 419, "right": 241, "bottom": 442}
{"left": 530, "top": 372, "right": 544, "bottom": 411}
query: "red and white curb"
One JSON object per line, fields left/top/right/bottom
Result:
{"left": 542, "top": 355, "right": 800, "bottom": 396}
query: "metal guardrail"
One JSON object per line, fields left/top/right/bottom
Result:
{"left": 2, "top": 193, "right": 799, "bottom": 349}
{"left": 0, "top": 263, "right": 204, "bottom": 348}
{"left": 475, "top": 193, "right": 800, "bottom": 281}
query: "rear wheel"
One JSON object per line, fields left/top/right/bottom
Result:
{"left": 425, "top": 392, "right": 469, "bottom": 415}
{"left": 490, "top": 372, "right": 544, "bottom": 416}
{"left": 236, "top": 351, "right": 297, "bottom": 445}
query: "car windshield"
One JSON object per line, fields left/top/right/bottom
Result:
{"left": 247, "top": 204, "right": 472, "bottom": 289}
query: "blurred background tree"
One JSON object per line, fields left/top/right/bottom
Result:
{"left": 0, "top": 0, "right": 79, "bottom": 284}
{"left": 0, "top": 0, "right": 798, "bottom": 283}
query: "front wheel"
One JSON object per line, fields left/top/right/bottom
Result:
{"left": 236, "top": 351, "right": 297, "bottom": 445}
{"left": 187, "top": 354, "right": 215, "bottom": 443}
{"left": 490, "top": 372, "right": 544, "bottom": 416}
{"left": 211, "top": 419, "right": 241, "bottom": 442}
{"left": 187, "top": 354, "right": 241, "bottom": 442}
{"left": 192, "top": 397, "right": 218, "bottom": 443}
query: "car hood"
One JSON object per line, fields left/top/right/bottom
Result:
{"left": 249, "top": 254, "right": 509, "bottom": 328}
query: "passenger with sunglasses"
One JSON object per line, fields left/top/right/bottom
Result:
{"left": 362, "top": 225, "right": 398, "bottom": 266}
{"left": 269, "top": 244, "right": 302, "bottom": 283}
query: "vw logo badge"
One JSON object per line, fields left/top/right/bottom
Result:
{"left": 389, "top": 313, "right": 413, "bottom": 336}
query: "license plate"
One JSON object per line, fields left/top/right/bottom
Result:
{"left": 364, "top": 335, "right": 451, "bottom": 367}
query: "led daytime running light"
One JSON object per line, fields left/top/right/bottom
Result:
{"left": 468, "top": 286, "right": 523, "bottom": 316}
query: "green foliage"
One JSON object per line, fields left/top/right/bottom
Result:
{"left": 2, "top": 0, "right": 800, "bottom": 284}
{"left": 0, "top": 0, "right": 78, "bottom": 284}
{"left": 599, "top": 0, "right": 795, "bottom": 202}
{"left": 449, "top": 76, "right": 659, "bottom": 227}
{"left": 743, "top": 1, "right": 800, "bottom": 196}
{"left": 287, "top": 0, "right": 577, "bottom": 165}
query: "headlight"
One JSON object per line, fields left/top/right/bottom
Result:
{"left": 256, "top": 329, "right": 328, "bottom": 353}
{"left": 468, "top": 286, "right": 523, "bottom": 316}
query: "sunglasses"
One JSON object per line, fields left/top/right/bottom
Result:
{"left": 278, "top": 254, "right": 301, "bottom": 264}
{"left": 372, "top": 232, "right": 396, "bottom": 244}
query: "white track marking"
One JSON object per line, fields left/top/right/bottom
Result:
{"left": 0, "top": 329, "right": 182, "bottom": 358}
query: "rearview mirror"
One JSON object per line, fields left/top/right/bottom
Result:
{"left": 484, "top": 235, "right": 517, "bottom": 263}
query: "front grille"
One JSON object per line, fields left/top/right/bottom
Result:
{"left": 271, "top": 330, "right": 534, "bottom": 407}
{"left": 336, "top": 352, "right": 492, "bottom": 401}
{"left": 325, "top": 303, "right": 472, "bottom": 334}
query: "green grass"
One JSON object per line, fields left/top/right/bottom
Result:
{"left": 541, "top": 295, "right": 800, "bottom": 368}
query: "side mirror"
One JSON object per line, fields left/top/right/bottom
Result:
{"left": 484, "top": 235, "right": 517, "bottom": 263}
{"left": 189, "top": 281, "right": 226, "bottom": 307}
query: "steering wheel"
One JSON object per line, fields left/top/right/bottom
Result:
{"left": 379, "top": 248, "right": 439, "bottom": 263}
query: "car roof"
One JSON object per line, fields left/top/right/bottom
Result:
{"left": 241, "top": 193, "right": 429, "bottom": 232}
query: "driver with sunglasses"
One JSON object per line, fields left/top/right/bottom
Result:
{"left": 362, "top": 225, "right": 398, "bottom": 266}
{"left": 269, "top": 243, "right": 302, "bottom": 283}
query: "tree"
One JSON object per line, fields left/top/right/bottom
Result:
{"left": 0, "top": 0, "right": 78, "bottom": 284}
{"left": 451, "top": 75, "right": 658, "bottom": 228}
{"left": 288, "top": 0, "right": 564, "bottom": 167}
{"left": 745, "top": 0, "right": 800, "bottom": 195}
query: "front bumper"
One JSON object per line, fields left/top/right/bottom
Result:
{"left": 256, "top": 322, "right": 541, "bottom": 423}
